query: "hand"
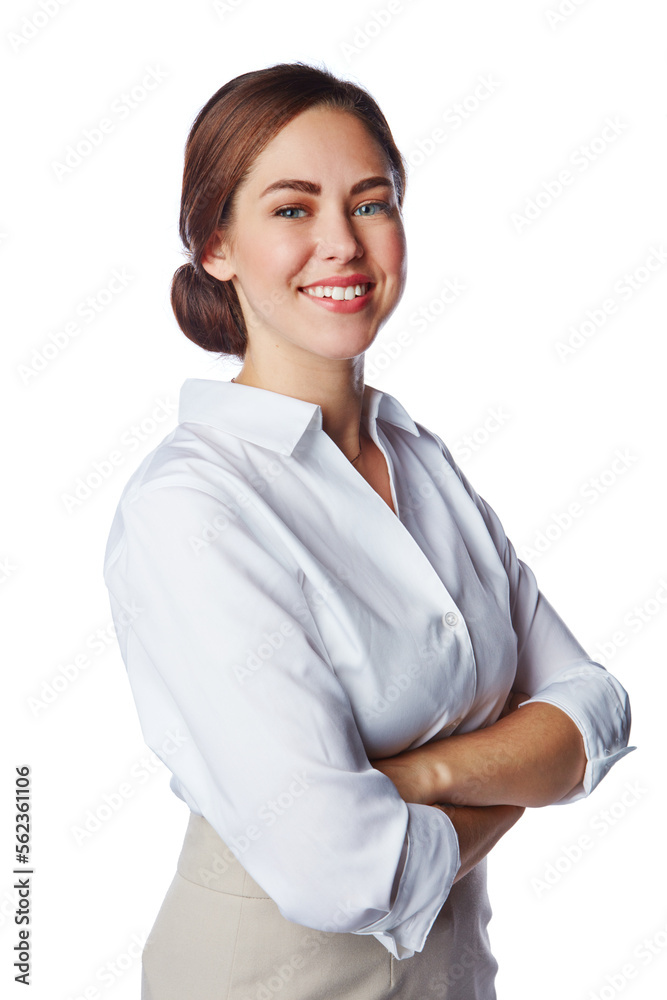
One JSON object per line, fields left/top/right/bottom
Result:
{"left": 499, "top": 689, "right": 530, "bottom": 719}
{"left": 431, "top": 802, "right": 526, "bottom": 883}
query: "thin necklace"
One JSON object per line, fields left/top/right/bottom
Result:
{"left": 232, "top": 377, "right": 362, "bottom": 465}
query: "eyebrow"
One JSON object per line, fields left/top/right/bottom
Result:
{"left": 259, "top": 176, "right": 394, "bottom": 199}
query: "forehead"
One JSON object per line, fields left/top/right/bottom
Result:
{"left": 243, "top": 106, "right": 392, "bottom": 187}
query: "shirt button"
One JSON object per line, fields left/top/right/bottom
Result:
{"left": 443, "top": 611, "right": 458, "bottom": 628}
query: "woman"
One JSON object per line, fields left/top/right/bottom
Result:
{"left": 103, "top": 62, "right": 635, "bottom": 998}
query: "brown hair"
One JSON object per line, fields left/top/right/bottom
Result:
{"left": 170, "top": 61, "right": 408, "bottom": 359}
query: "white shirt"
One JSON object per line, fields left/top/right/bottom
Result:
{"left": 102, "top": 377, "right": 634, "bottom": 966}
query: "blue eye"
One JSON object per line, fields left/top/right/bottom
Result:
{"left": 354, "top": 202, "right": 390, "bottom": 217}
{"left": 275, "top": 206, "right": 307, "bottom": 219}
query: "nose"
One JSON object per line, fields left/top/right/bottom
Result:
{"left": 313, "top": 208, "right": 363, "bottom": 262}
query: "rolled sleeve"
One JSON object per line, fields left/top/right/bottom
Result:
{"left": 435, "top": 438, "right": 636, "bottom": 803}
{"left": 353, "top": 803, "right": 461, "bottom": 959}
{"left": 500, "top": 537, "right": 635, "bottom": 803}
{"left": 103, "top": 483, "right": 459, "bottom": 958}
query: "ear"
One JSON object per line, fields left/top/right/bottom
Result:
{"left": 201, "top": 231, "right": 236, "bottom": 282}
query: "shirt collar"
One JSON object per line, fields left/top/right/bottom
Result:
{"left": 178, "top": 378, "right": 420, "bottom": 456}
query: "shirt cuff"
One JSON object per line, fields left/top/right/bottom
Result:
{"left": 516, "top": 661, "right": 636, "bottom": 804}
{"left": 351, "top": 802, "right": 461, "bottom": 959}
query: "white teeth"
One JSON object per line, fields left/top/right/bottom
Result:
{"left": 303, "top": 283, "right": 369, "bottom": 298}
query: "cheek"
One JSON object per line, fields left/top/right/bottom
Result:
{"left": 376, "top": 221, "right": 406, "bottom": 265}
{"left": 242, "top": 229, "right": 307, "bottom": 290}
{"left": 381, "top": 228, "right": 407, "bottom": 287}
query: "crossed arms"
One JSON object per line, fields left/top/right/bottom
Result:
{"left": 370, "top": 693, "right": 589, "bottom": 884}
{"left": 371, "top": 692, "right": 588, "bottom": 809}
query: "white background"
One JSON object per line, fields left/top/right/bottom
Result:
{"left": 2, "top": 0, "right": 664, "bottom": 997}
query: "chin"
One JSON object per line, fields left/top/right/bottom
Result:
{"left": 308, "top": 331, "right": 379, "bottom": 362}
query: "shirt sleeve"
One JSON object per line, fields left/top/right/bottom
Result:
{"left": 433, "top": 436, "right": 636, "bottom": 804}
{"left": 103, "top": 481, "right": 460, "bottom": 960}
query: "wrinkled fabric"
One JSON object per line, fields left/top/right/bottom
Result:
{"left": 103, "top": 377, "right": 634, "bottom": 968}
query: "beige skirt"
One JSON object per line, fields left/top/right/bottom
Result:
{"left": 141, "top": 812, "right": 498, "bottom": 999}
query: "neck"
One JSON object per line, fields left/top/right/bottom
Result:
{"left": 232, "top": 351, "right": 367, "bottom": 464}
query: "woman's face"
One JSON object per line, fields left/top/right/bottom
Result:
{"left": 203, "top": 105, "right": 407, "bottom": 365}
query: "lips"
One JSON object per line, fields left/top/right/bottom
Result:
{"left": 297, "top": 282, "right": 374, "bottom": 313}
{"left": 299, "top": 273, "right": 373, "bottom": 289}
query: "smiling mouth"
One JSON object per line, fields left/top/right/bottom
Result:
{"left": 299, "top": 283, "right": 373, "bottom": 300}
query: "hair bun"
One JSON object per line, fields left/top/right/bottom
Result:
{"left": 170, "top": 262, "right": 246, "bottom": 358}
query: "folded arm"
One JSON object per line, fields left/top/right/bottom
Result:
{"left": 373, "top": 692, "right": 587, "bottom": 808}
{"left": 374, "top": 434, "right": 636, "bottom": 810}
